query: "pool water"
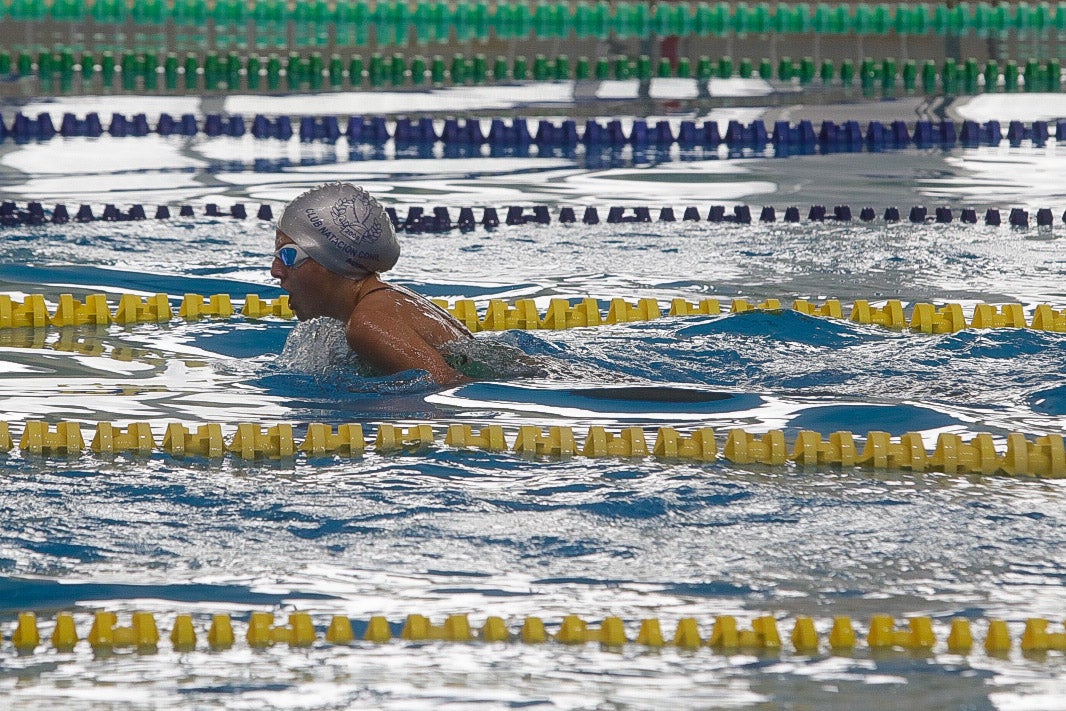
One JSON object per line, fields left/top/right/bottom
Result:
{"left": 0, "top": 88, "right": 1065, "bottom": 709}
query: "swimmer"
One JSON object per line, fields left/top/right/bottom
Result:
{"left": 271, "top": 182, "right": 473, "bottom": 385}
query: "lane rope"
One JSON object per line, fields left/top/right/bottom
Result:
{"left": 0, "top": 292, "right": 1063, "bottom": 335}
{"left": 9, "top": 50, "right": 1065, "bottom": 95}
{"left": 5, "top": 0, "right": 1065, "bottom": 41}
{"left": 1, "top": 609, "right": 1062, "bottom": 657}
{"left": 0, "top": 200, "right": 1059, "bottom": 229}
{"left": 1, "top": 420, "right": 1063, "bottom": 478}
{"left": 1, "top": 111, "right": 1060, "bottom": 152}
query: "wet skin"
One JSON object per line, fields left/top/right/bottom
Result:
{"left": 271, "top": 230, "right": 472, "bottom": 385}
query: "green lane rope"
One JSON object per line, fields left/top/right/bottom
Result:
{"left": 2, "top": 419, "right": 1064, "bottom": 478}
{"left": 1, "top": 292, "right": 1064, "bottom": 335}
{"left": 5, "top": 1, "right": 1066, "bottom": 40}
{"left": 2, "top": 608, "right": 1061, "bottom": 656}
{"left": 10, "top": 49, "right": 1065, "bottom": 95}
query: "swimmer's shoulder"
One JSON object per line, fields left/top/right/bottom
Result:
{"left": 354, "top": 279, "right": 472, "bottom": 338}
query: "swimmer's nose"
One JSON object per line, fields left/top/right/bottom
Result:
{"left": 270, "top": 258, "right": 287, "bottom": 281}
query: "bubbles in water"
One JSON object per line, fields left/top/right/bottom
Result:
{"left": 278, "top": 318, "right": 363, "bottom": 376}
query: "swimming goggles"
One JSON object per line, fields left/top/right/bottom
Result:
{"left": 275, "top": 244, "right": 310, "bottom": 268}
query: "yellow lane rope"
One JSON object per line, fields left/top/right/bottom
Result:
{"left": 2, "top": 421, "right": 1063, "bottom": 477}
{"left": 2, "top": 609, "right": 1060, "bottom": 657}
{"left": 1, "top": 292, "right": 1064, "bottom": 334}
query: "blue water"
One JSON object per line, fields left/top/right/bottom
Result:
{"left": 0, "top": 90, "right": 1065, "bottom": 709}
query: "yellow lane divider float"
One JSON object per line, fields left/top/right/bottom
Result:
{"left": 4, "top": 610, "right": 1065, "bottom": 657}
{"left": 0, "top": 292, "right": 1065, "bottom": 334}
{"left": 0, "top": 292, "right": 292, "bottom": 328}
{"left": 3, "top": 421, "right": 1064, "bottom": 477}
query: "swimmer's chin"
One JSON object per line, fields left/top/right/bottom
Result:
{"left": 288, "top": 302, "right": 309, "bottom": 320}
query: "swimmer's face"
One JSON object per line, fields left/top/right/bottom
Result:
{"left": 272, "top": 230, "right": 335, "bottom": 321}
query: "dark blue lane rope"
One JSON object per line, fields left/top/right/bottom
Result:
{"left": 0, "top": 201, "right": 1054, "bottom": 230}
{"left": 1, "top": 111, "right": 1060, "bottom": 151}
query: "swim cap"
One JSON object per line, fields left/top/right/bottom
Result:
{"left": 277, "top": 182, "right": 398, "bottom": 279}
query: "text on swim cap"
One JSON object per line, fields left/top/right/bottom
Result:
{"left": 304, "top": 208, "right": 377, "bottom": 262}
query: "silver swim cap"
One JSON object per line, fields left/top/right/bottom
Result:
{"left": 277, "top": 183, "right": 398, "bottom": 279}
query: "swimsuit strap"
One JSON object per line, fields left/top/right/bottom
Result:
{"left": 359, "top": 285, "right": 395, "bottom": 298}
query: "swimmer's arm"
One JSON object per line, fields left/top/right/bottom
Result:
{"left": 345, "top": 306, "right": 471, "bottom": 386}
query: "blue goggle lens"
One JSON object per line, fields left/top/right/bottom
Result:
{"left": 275, "top": 245, "right": 308, "bottom": 267}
